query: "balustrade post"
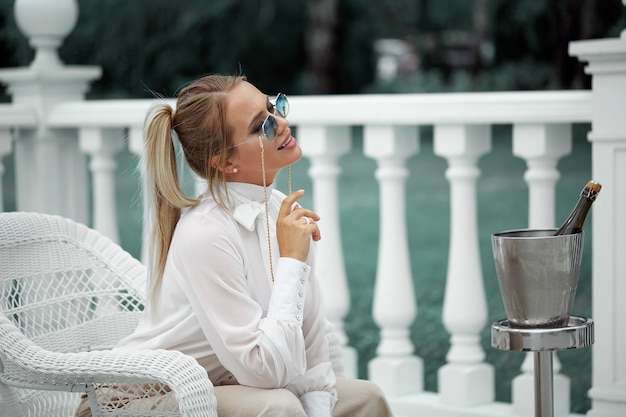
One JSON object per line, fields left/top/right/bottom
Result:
{"left": 570, "top": 21, "right": 626, "bottom": 417}
{"left": 514, "top": 124, "right": 572, "bottom": 229}
{"left": 0, "top": 129, "right": 12, "bottom": 211}
{"left": 0, "top": 0, "right": 101, "bottom": 223}
{"left": 299, "top": 125, "right": 356, "bottom": 378}
{"left": 512, "top": 123, "right": 573, "bottom": 417}
{"left": 434, "top": 124, "right": 494, "bottom": 406}
{"left": 364, "top": 125, "right": 423, "bottom": 397}
{"left": 79, "top": 128, "right": 125, "bottom": 243}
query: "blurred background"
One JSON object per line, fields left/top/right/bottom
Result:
{"left": 1, "top": 1, "right": 625, "bottom": 414}
{"left": 2, "top": 0, "right": 626, "bottom": 99}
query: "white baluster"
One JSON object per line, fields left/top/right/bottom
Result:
{"left": 434, "top": 124, "right": 494, "bottom": 406}
{"left": 0, "top": 0, "right": 100, "bottom": 223}
{"left": 299, "top": 125, "right": 356, "bottom": 378}
{"left": 9, "top": 125, "right": 90, "bottom": 223}
{"left": 512, "top": 123, "right": 573, "bottom": 417}
{"left": 514, "top": 124, "right": 572, "bottom": 229}
{"left": 0, "top": 129, "right": 13, "bottom": 211}
{"left": 364, "top": 125, "right": 423, "bottom": 397}
{"left": 79, "top": 128, "right": 124, "bottom": 243}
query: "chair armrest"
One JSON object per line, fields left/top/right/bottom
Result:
{"left": 0, "top": 315, "right": 217, "bottom": 417}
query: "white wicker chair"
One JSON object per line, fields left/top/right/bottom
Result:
{"left": 0, "top": 212, "right": 344, "bottom": 417}
{"left": 0, "top": 211, "right": 216, "bottom": 417}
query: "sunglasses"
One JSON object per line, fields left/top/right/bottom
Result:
{"left": 230, "top": 93, "right": 289, "bottom": 148}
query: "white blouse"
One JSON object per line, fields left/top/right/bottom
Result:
{"left": 116, "top": 182, "right": 337, "bottom": 416}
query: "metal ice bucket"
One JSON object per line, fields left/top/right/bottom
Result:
{"left": 491, "top": 229, "right": 584, "bottom": 328}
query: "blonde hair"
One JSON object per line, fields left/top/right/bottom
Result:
{"left": 143, "top": 74, "right": 246, "bottom": 301}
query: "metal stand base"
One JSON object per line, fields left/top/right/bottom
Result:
{"left": 491, "top": 316, "right": 594, "bottom": 417}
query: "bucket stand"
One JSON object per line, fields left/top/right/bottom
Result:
{"left": 491, "top": 316, "right": 594, "bottom": 417}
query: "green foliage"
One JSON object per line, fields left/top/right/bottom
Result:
{"left": 334, "top": 0, "right": 380, "bottom": 93}
{"left": 58, "top": 0, "right": 309, "bottom": 98}
{"left": 1, "top": 0, "right": 625, "bottom": 98}
{"left": 0, "top": 2, "right": 32, "bottom": 74}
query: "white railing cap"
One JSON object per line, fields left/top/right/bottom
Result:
{"left": 47, "top": 99, "right": 175, "bottom": 128}
{"left": 0, "top": 104, "right": 37, "bottom": 127}
{"left": 47, "top": 90, "right": 592, "bottom": 130}
{"left": 288, "top": 90, "right": 592, "bottom": 126}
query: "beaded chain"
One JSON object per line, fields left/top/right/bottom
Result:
{"left": 259, "top": 138, "right": 292, "bottom": 283}
{"left": 259, "top": 138, "right": 275, "bottom": 283}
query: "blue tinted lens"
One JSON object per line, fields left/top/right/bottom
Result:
{"left": 262, "top": 115, "right": 278, "bottom": 141}
{"left": 275, "top": 93, "right": 289, "bottom": 118}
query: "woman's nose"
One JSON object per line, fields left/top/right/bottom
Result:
{"left": 276, "top": 113, "right": 289, "bottom": 130}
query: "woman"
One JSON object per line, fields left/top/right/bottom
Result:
{"left": 78, "top": 75, "right": 393, "bottom": 417}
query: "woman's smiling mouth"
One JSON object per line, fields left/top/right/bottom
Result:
{"left": 277, "top": 135, "right": 295, "bottom": 150}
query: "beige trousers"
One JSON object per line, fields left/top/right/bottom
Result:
{"left": 75, "top": 377, "right": 393, "bottom": 417}
{"left": 214, "top": 377, "right": 393, "bottom": 417}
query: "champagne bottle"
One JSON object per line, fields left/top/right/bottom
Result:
{"left": 554, "top": 180, "right": 602, "bottom": 236}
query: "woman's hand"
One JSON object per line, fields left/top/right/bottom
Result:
{"left": 276, "top": 190, "right": 321, "bottom": 262}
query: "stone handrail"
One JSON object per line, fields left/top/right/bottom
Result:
{"left": 0, "top": 89, "right": 596, "bottom": 417}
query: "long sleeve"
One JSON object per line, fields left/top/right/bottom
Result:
{"left": 285, "top": 247, "right": 337, "bottom": 415}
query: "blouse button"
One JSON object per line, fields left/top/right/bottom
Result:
{"left": 298, "top": 290, "right": 304, "bottom": 297}
{"left": 303, "top": 265, "right": 310, "bottom": 272}
{"left": 297, "top": 302, "right": 303, "bottom": 309}
{"left": 296, "top": 315, "right": 302, "bottom": 321}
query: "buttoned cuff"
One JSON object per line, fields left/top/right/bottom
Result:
{"left": 300, "top": 391, "right": 333, "bottom": 417}
{"left": 266, "top": 257, "right": 311, "bottom": 326}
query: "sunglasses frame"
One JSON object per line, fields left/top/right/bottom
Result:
{"left": 230, "top": 93, "right": 289, "bottom": 149}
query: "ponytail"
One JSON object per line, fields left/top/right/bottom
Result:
{"left": 142, "top": 74, "right": 247, "bottom": 302}
{"left": 143, "top": 103, "right": 198, "bottom": 301}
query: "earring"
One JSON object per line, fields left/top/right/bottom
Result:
{"left": 232, "top": 168, "right": 238, "bottom": 173}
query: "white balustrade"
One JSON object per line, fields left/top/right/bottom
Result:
{"left": 512, "top": 123, "right": 573, "bottom": 416}
{"left": 0, "top": 92, "right": 601, "bottom": 417}
{"left": 364, "top": 125, "right": 423, "bottom": 397}
{"left": 0, "top": 0, "right": 100, "bottom": 223}
{"left": 570, "top": 34, "right": 626, "bottom": 417}
{"left": 79, "top": 128, "right": 125, "bottom": 243}
{"left": 299, "top": 125, "right": 357, "bottom": 378}
{"left": 0, "top": 105, "right": 37, "bottom": 212}
{"left": 514, "top": 123, "right": 572, "bottom": 229}
{"left": 434, "top": 124, "right": 495, "bottom": 406}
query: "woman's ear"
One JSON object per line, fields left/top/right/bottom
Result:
{"left": 210, "top": 155, "right": 237, "bottom": 174}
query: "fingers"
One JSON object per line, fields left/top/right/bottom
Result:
{"left": 293, "top": 207, "right": 320, "bottom": 222}
{"left": 280, "top": 190, "right": 320, "bottom": 221}
{"left": 279, "top": 189, "right": 305, "bottom": 218}
{"left": 299, "top": 216, "right": 321, "bottom": 242}
{"left": 309, "top": 221, "right": 322, "bottom": 242}
{"left": 276, "top": 190, "right": 322, "bottom": 261}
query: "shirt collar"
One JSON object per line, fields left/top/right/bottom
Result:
{"left": 227, "top": 182, "right": 275, "bottom": 231}
{"left": 227, "top": 182, "right": 274, "bottom": 206}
